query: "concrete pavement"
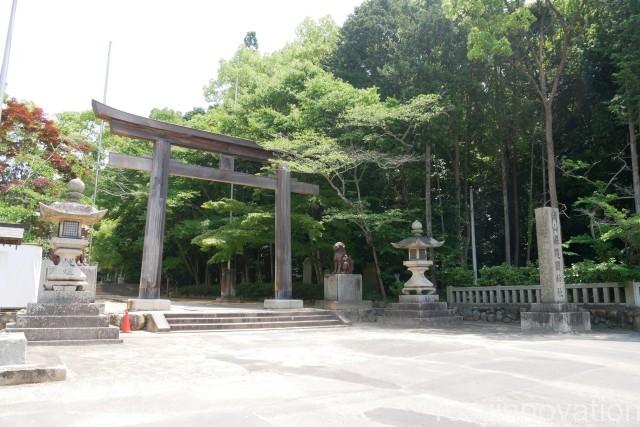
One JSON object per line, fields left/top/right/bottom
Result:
{"left": 1, "top": 323, "right": 639, "bottom": 426}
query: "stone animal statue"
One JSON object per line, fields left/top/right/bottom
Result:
{"left": 48, "top": 248, "right": 60, "bottom": 265}
{"left": 340, "top": 254, "right": 354, "bottom": 274}
{"left": 333, "top": 242, "right": 354, "bottom": 274}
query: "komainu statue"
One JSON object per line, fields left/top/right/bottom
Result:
{"left": 333, "top": 242, "right": 354, "bottom": 274}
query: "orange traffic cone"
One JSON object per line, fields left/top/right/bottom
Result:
{"left": 120, "top": 310, "right": 131, "bottom": 333}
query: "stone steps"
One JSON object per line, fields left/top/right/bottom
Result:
{"left": 16, "top": 315, "right": 109, "bottom": 328}
{"left": 169, "top": 319, "right": 345, "bottom": 332}
{"left": 165, "top": 310, "right": 346, "bottom": 332}
{"left": 164, "top": 310, "right": 315, "bottom": 319}
{"left": 382, "top": 309, "right": 455, "bottom": 318}
{"left": 28, "top": 339, "right": 123, "bottom": 346}
{"left": 166, "top": 315, "right": 336, "bottom": 324}
{"left": 6, "top": 324, "right": 120, "bottom": 342}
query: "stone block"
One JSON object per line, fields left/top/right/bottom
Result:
{"left": 127, "top": 299, "right": 171, "bottom": 311}
{"left": 38, "top": 290, "right": 93, "bottom": 304}
{"left": 128, "top": 313, "right": 146, "bottom": 330}
{"left": 24, "top": 303, "right": 100, "bottom": 316}
{"left": 264, "top": 299, "right": 304, "bottom": 309}
{"left": 0, "top": 332, "right": 26, "bottom": 366}
{"left": 144, "top": 312, "right": 170, "bottom": 332}
{"left": 521, "top": 311, "right": 591, "bottom": 333}
{"left": 324, "top": 274, "right": 363, "bottom": 302}
{"left": 0, "top": 353, "right": 66, "bottom": 386}
{"left": 399, "top": 294, "right": 439, "bottom": 304}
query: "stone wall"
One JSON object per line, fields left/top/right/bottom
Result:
{"left": 452, "top": 304, "right": 640, "bottom": 330}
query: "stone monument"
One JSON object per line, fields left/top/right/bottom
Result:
{"left": 317, "top": 242, "right": 371, "bottom": 311}
{"left": 6, "top": 179, "right": 122, "bottom": 344}
{"left": 521, "top": 207, "right": 591, "bottom": 332}
{"left": 379, "top": 221, "right": 460, "bottom": 326}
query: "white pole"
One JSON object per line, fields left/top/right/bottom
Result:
{"left": 92, "top": 40, "right": 112, "bottom": 205}
{"left": 470, "top": 187, "right": 478, "bottom": 286}
{"left": 88, "top": 41, "right": 111, "bottom": 264}
{"left": 0, "top": 0, "right": 18, "bottom": 121}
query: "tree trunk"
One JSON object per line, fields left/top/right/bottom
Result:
{"left": 454, "top": 142, "right": 462, "bottom": 250}
{"left": 544, "top": 101, "right": 559, "bottom": 209}
{"left": 629, "top": 115, "right": 640, "bottom": 214}
{"left": 526, "top": 140, "right": 535, "bottom": 262}
{"left": 366, "top": 232, "right": 386, "bottom": 301}
{"left": 461, "top": 146, "right": 470, "bottom": 266}
{"left": 425, "top": 142, "right": 433, "bottom": 236}
{"left": 541, "top": 140, "right": 547, "bottom": 206}
{"left": 511, "top": 141, "right": 520, "bottom": 266}
{"left": 501, "top": 142, "right": 512, "bottom": 265}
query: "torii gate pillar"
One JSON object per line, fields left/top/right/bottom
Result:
{"left": 275, "top": 164, "right": 292, "bottom": 299}
{"left": 139, "top": 138, "right": 171, "bottom": 300}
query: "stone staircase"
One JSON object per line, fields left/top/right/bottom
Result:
{"left": 5, "top": 303, "right": 122, "bottom": 345}
{"left": 164, "top": 310, "right": 347, "bottom": 332}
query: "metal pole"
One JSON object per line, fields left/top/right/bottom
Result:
{"left": 88, "top": 41, "right": 111, "bottom": 263}
{"left": 0, "top": 0, "right": 18, "bottom": 122}
{"left": 92, "top": 40, "right": 112, "bottom": 205}
{"left": 470, "top": 187, "right": 478, "bottom": 286}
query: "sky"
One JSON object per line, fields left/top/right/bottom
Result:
{"left": 0, "top": 0, "right": 363, "bottom": 117}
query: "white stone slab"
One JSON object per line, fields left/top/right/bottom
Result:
{"left": 144, "top": 312, "right": 170, "bottom": 332}
{"left": 0, "top": 332, "right": 26, "bottom": 365}
{"left": 264, "top": 299, "right": 303, "bottom": 309}
{"left": 0, "top": 245, "right": 42, "bottom": 308}
{"left": 128, "top": 299, "right": 171, "bottom": 311}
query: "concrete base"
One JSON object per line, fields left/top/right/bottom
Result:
{"left": 127, "top": 299, "right": 171, "bottom": 311}
{"left": 324, "top": 274, "right": 363, "bottom": 302}
{"left": 521, "top": 303, "right": 591, "bottom": 333}
{"left": 264, "top": 299, "right": 303, "bottom": 309}
{"left": 0, "top": 332, "right": 26, "bottom": 365}
{"left": 0, "top": 352, "right": 66, "bottom": 386}
{"left": 144, "top": 312, "right": 170, "bottom": 333}
{"left": 379, "top": 293, "right": 461, "bottom": 327}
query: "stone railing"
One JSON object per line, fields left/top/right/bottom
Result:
{"left": 447, "top": 282, "right": 640, "bottom": 306}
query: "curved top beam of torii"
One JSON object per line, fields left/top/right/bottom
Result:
{"left": 92, "top": 99, "right": 274, "bottom": 161}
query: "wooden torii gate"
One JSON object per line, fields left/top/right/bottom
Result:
{"left": 92, "top": 100, "right": 319, "bottom": 303}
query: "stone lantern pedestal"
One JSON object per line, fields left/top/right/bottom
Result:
{"left": 379, "top": 221, "right": 461, "bottom": 327}
{"left": 6, "top": 179, "right": 122, "bottom": 345}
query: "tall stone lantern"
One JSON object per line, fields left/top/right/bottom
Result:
{"left": 6, "top": 178, "right": 121, "bottom": 344}
{"left": 380, "top": 220, "right": 460, "bottom": 325}
{"left": 391, "top": 220, "right": 443, "bottom": 296}
{"left": 38, "top": 178, "right": 107, "bottom": 294}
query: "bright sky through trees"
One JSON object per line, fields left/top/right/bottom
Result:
{"left": 0, "top": 0, "right": 361, "bottom": 116}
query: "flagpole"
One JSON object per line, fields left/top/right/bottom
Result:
{"left": 92, "top": 40, "right": 112, "bottom": 205}
{"left": 0, "top": 0, "right": 18, "bottom": 122}
{"left": 88, "top": 41, "right": 111, "bottom": 263}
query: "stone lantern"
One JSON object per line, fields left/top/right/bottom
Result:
{"left": 391, "top": 220, "right": 443, "bottom": 296}
{"left": 38, "top": 178, "right": 107, "bottom": 292}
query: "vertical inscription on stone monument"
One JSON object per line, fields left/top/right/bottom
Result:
{"left": 535, "top": 207, "right": 567, "bottom": 303}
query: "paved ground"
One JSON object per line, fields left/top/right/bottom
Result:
{"left": 2, "top": 322, "right": 640, "bottom": 427}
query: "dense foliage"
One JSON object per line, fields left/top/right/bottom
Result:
{"left": 2, "top": 0, "right": 638, "bottom": 299}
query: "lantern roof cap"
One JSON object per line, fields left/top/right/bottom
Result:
{"left": 39, "top": 178, "right": 107, "bottom": 225}
{"left": 391, "top": 220, "right": 444, "bottom": 249}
